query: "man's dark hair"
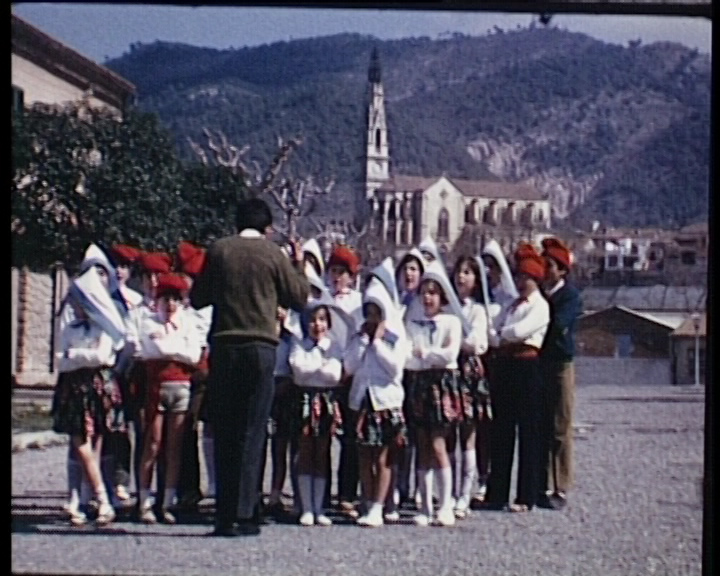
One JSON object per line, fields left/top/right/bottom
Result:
{"left": 235, "top": 198, "right": 273, "bottom": 233}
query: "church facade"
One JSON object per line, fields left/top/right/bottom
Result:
{"left": 362, "top": 49, "right": 552, "bottom": 254}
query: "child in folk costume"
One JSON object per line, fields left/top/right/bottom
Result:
{"left": 136, "top": 273, "right": 204, "bottom": 524}
{"left": 344, "top": 264, "right": 408, "bottom": 527}
{"left": 326, "top": 245, "right": 364, "bottom": 517}
{"left": 482, "top": 242, "right": 550, "bottom": 513}
{"left": 447, "top": 255, "right": 489, "bottom": 519}
{"left": 418, "top": 236, "right": 442, "bottom": 265}
{"left": 124, "top": 251, "right": 174, "bottom": 504}
{"left": 472, "top": 239, "right": 519, "bottom": 505}
{"left": 288, "top": 297, "right": 349, "bottom": 526}
{"left": 404, "top": 261, "right": 464, "bottom": 527}
{"left": 175, "top": 241, "right": 214, "bottom": 510}
{"left": 52, "top": 265, "right": 128, "bottom": 526}
{"left": 302, "top": 237, "right": 326, "bottom": 280}
{"left": 393, "top": 247, "right": 426, "bottom": 508}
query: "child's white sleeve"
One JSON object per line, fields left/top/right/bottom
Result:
{"left": 343, "top": 333, "right": 369, "bottom": 376}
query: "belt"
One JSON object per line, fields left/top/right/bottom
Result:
{"left": 495, "top": 343, "right": 540, "bottom": 359}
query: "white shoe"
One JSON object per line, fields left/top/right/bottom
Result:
{"left": 67, "top": 507, "right": 88, "bottom": 526}
{"left": 299, "top": 512, "right": 315, "bottom": 526}
{"left": 383, "top": 511, "right": 400, "bottom": 523}
{"left": 96, "top": 503, "right": 116, "bottom": 525}
{"left": 315, "top": 514, "right": 333, "bottom": 526}
{"left": 454, "top": 496, "right": 470, "bottom": 519}
{"left": 140, "top": 506, "right": 157, "bottom": 524}
{"left": 115, "top": 485, "right": 131, "bottom": 501}
{"left": 413, "top": 514, "right": 431, "bottom": 527}
{"left": 357, "top": 513, "right": 383, "bottom": 527}
{"left": 436, "top": 508, "right": 456, "bottom": 527}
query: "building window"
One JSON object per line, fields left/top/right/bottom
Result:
{"left": 375, "top": 129, "right": 382, "bottom": 152}
{"left": 12, "top": 85, "right": 24, "bottom": 115}
{"left": 681, "top": 251, "right": 696, "bottom": 266}
{"left": 607, "top": 255, "right": 619, "bottom": 269}
{"left": 437, "top": 208, "right": 449, "bottom": 242}
{"left": 615, "top": 335, "right": 633, "bottom": 358}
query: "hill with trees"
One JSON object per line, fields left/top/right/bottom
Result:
{"left": 106, "top": 25, "right": 711, "bottom": 230}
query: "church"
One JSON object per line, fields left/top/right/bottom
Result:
{"left": 361, "top": 48, "right": 552, "bottom": 257}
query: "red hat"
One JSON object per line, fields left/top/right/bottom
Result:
{"left": 156, "top": 273, "right": 189, "bottom": 297}
{"left": 514, "top": 242, "right": 546, "bottom": 282}
{"left": 139, "top": 251, "right": 173, "bottom": 275}
{"left": 110, "top": 244, "right": 142, "bottom": 266}
{"left": 328, "top": 245, "right": 360, "bottom": 276}
{"left": 541, "top": 237, "right": 572, "bottom": 270}
{"left": 177, "top": 241, "right": 207, "bottom": 277}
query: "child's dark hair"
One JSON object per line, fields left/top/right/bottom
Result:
{"left": 309, "top": 304, "right": 332, "bottom": 329}
{"left": 451, "top": 255, "right": 485, "bottom": 304}
{"left": 421, "top": 279, "right": 449, "bottom": 306}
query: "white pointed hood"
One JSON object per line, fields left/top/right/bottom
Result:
{"left": 420, "top": 260, "right": 472, "bottom": 336}
{"left": 369, "top": 257, "right": 401, "bottom": 310}
{"left": 283, "top": 256, "right": 330, "bottom": 339}
{"left": 302, "top": 237, "right": 325, "bottom": 277}
{"left": 418, "top": 236, "right": 441, "bottom": 264}
{"left": 481, "top": 239, "right": 519, "bottom": 300}
{"left": 68, "top": 266, "right": 127, "bottom": 346}
{"left": 78, "top": 243, "right": 129, "bottom": 320}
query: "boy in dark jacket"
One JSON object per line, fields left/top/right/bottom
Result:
{"left": 538, "top": 238, "right": 583, "bottom": 510}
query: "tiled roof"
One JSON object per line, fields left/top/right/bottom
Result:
{"left": 671, "top": 313, "right": 706, "bottom": 337}
{"left": 581, "top": 285, "right": 707, "bottom": 312}
{"left": 378, "top": 174, "right": 544, "bottom": 201}
{"left": 579, "top": 305, "right": 676, "bottom": 330}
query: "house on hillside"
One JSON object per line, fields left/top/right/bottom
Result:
{"left": 11, "top": 13, "right": 136, "bottom": 117}
{"left": 670, "top": 313, "right": 707, "bottom": 386}
{"left": 361, "top": 48, "right": 550, "bottom": 255}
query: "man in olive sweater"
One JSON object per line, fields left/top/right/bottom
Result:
{"left": 537, "top": 238, "right": 583, "bottom": 510}
{"left": 190, "top": 198, "right": 309, "bottom": 537}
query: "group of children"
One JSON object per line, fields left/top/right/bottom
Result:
{"left": 52, "top": 230, "right": 578, "bottom": 529}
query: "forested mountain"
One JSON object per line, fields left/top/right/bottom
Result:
{"left": 106, "top": 25, "right": 711, "bottom": 229}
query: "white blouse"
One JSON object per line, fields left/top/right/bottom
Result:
{"left": 289, "top": 335, "right": 344, "bottom": 389}
{"left": 332, "top": 289, "right": 364, "bottom": 332}
{"left": 460, "top": 298, "right": 489, "bottom": 356}
{"left": 489, "top": 289, "right": 550, "bottom": 350}
{"left": 56, "top": 321, "right": 119, "bottom": 373}
{"left": 343, "top": 329, "right": 407, "bottom": 411}
{"left": 404, "top": 312, "right": 462, "bottom": 371}
{"left": 137, "top": 308, "right": 204, "bottom": 366}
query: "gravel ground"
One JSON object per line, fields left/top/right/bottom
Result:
{"left": 11, "top": 384, "right": 705, "bottom": 576}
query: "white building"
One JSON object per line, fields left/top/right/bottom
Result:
{"left": 362, "top": 49, "right": 551, "bottom": 252}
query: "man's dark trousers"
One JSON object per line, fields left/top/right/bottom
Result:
{"left": 209, "top": 340, "right": 276, "bottom": 529}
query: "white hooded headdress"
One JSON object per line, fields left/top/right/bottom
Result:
{"left": 418, "top": 235, "right": 441, "bottom": 264}
{"left": 302, "top": 237, "right": 326, "bottom": 278}
{"left": 368, "top": 257, "right": 401, "bottom": 310}
{"left": 68, "top": 266, "right": 128, "bottom": 346}
{"left": 303, "top": 292, "right": 355, "bottom": 349}
{"left": 481, "top": 239, "right": 519, "bottom": 300}
{"left": 420, "top": 260, "right": 472, "bottom": 337}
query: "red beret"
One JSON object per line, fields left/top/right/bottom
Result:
{"left": 139, "top": 251, "right": 173, "bottom": 274}
{"left": 541, "top": 237, "right": 572, "bottom": 270}
{"left": 328, "top": 245, "right": 360, "bottom": 276}
{"left": 111, "top": 244, "right": 142, "bottom": 266}
{"left": 177, "top": 241, "right": 206, "bottom": 277}
{"left": 514, "top": 242, "right": 546, "bottom": 282}
{"left": 156, "top": 273, "right": 188, "bottom": 297}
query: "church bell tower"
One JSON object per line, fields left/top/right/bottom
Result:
{"left": 365, "top": 47, "right": 390, "bottom": 201}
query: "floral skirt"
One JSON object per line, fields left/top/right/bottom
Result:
{"left": 269, "top": 376, "right": 297, "bottom": 439}
{"left": 355, "top": 393, "right": 407, "bottom": 448}
{"left": 296, "top": 386, "right": 343, "bottom": 438}
{"left": 51, "top": 367, "right": 125, "bottom": 440}
{"left": 458, "top": 376, "right": 492, "bottom": 422}
{"left": 405, "top": 369, "right": 463, "bottom": 430}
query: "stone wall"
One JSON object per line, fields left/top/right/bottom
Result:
{"left": 576, "top": 356, "right": 672, "bottom": 386}
{"left": 12, "top": 267, "right": 69, "bottom": 387}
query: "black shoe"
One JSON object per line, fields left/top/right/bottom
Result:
{"left": 550, "top": 493, "right": 567, "bottom": 510}
{"left": 210, "top": 525, "right": 240, "bottom": 537}
{"left": 536, "top": 494, "right": 555, "bottom": 509}
{"left": 235, "top": 518, "right": 261, "bottom": 536}
{"left": 474, "top": 500, "right": 506, "bottom": 511}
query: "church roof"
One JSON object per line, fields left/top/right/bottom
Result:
{"left": 378, "top": 174, "right": 544, "bottom": 201}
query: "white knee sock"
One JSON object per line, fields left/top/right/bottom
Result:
{"left": 437, "top": 466, "right": 454, "bottom": 512}
{"left": 95, "top": 484, "right": 110, "bottom": 507}
{"left": 67, "top": 457, "right": 82, "bottom": 508}
{"left": 297, "top": 474, "right": 313, "bottom": 515}
{"left": 163, "top": 488, "right": 177, "bottom": 509}
{"left": 139, "top": 489, "right": 153, "bottom": 511}
{"left": 420, "top": 469, "right": 434, "bottom": 517}
{"left": 460, "top": 450, "right": 477, "bottom": 504}
{"left": 202, "top": 436, "right": 215, "bottom": 496}
{"left": 312, "top": 476, "right": 328, "bottom": 515}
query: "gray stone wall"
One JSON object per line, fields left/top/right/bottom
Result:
{"left": 576, "top": 356, "right": 671, "bottom": 387}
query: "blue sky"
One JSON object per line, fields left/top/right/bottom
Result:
{"left": 12, "top": 4, "right": 712, "bottom": 65}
